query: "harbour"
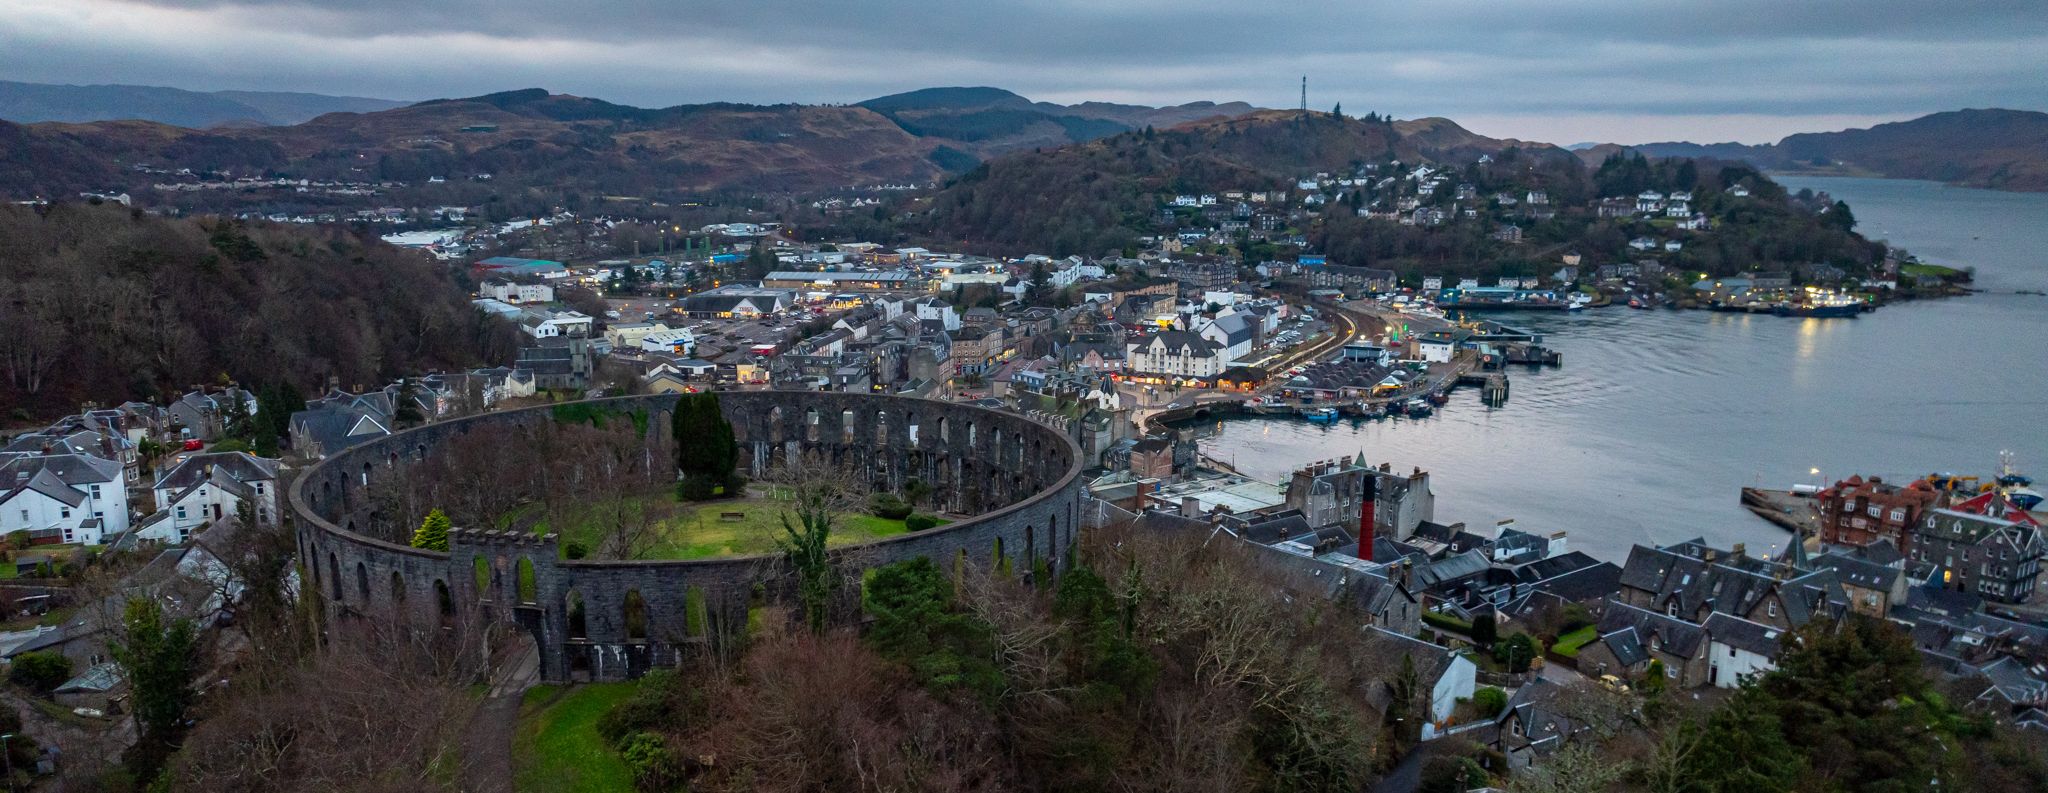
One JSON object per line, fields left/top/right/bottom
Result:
{"left": 1195, "top": 177, "right": 2048, "bottom": 561}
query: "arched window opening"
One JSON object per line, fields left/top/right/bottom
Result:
{"left": 516, "top": 557, "right": 538, "bottom": 603}
{"left": 623, "top": 590, "right": 649, "bottom": 641}
{"left": 473, "top": 556, "right": 491, "bottom": 600}
{"left": 356, "top": 562, "right": 370, "bottom": 601}
{"left": 435, "top": 580, "right": 454, "bottom": 624}
{"left": 566, "top": 590, "right": 588, "bottom": 639}
{"left": 391, "top": 571, "right": 406, "bottom": 609}
{"left": 841, "top": 409, "right": 856, "bottom": 444}
{"left": 328, "top": 554, "right": 341, "bottom": 601}
{"left": 685, "top": 586, "right": 708, "bottom": 637}
{"left": 806, "top": 408, "right": 821, "bottom": 442}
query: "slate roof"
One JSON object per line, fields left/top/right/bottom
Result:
{"left": 1810, "top": 552, "right": 1901, "bottom": 591}
{"left": 1618, "top": 542, "right": 1844, "bottom": 626}
{"left": 1703, "top": 612, "right": 1785, "bottom": 657}
{"left": 153, "top": 452, "right": 278, "bottom": 494}
{"left": 1600, "top": 626, "right": 1649, "bottom": 667}
{"left": 1598, "top": 602, "right": 1708, "bottom": 658}
{"left": 0, "top": 453, "right": 121, "bottom": 487}
{"left": 1532, "top": 561, "right": 1622, "bottom": 603}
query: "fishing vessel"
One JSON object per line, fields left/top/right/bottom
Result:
{"left": 1302, "top": 407, "right": 1341, "bottom": 424}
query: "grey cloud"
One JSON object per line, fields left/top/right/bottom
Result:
{"left": 2, "top": 0, "right": 2044, "bottom": 143}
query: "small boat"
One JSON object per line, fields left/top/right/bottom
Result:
{"left": 1427, "top": 391, "right": 1450, "bottom": 406}
{"left": 1567, "top": 293, "right": 1592, "bottom": 311}
{"left": 1303, "top": 407, "right": 1341, "bottom": 424}
{"left": 1402, "top": 398, "right": 1434, "bottom": 417}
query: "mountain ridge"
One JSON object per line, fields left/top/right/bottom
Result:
{"left": 1578, "top": 108, "right": 2048, "bottom": 192}
{"left": 0, "top": 79, "right": 406, "bottom": 127}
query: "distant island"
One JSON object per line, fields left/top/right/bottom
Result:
{"left": 1577, "top": 109, "right": 2048, "bottom": 193}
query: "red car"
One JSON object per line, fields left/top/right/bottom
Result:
{"left": 182, "top": 439, "right": 203, "bottom": 451}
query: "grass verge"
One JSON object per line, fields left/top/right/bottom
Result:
{"left": 513, "top": 683, "right": 637, "bottom": 793}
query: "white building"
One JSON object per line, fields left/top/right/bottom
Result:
{"left": 0, "top": 454, "right": 128, "bottom": 545}
{"left": 1703, "top": 613, "right": 1780, "bottom": 688}
{"left": 518, "top": 309, "right": 593, "bottom": 339}
{"left": 638, "top": 329, "right": 697, "bottom": 355}
{"left": 1415, "top": 332, "right": 1459, "bottom": 364}
{"left": 1049, "top": 257, "right": 1105, "bottom": 288}
{"left": 1125, "top": 331, "right": 1226, "bottom": 381}
{"left": 1196, "top": 312, "right": 1256, "bottom": 364}
{"left": 144, "top": 452, "right": 281, "bottom": 544}
{"left": 483, "top": 280, "right": 554, "bottom": 304}
{"left": 1368, "top": 627, "right": 1478, "bottom": 734}
{"left": 915, "top": 299, "right": 961, "bottom": 331}
{"left": 603, "top": 322, "right": 671, "bottom": 350}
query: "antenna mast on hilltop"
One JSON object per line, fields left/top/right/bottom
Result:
{"left": 1300, "top": 76, "right": 1308, "bottom": 112}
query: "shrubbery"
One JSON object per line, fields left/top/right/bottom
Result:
{"left": 867, "top": 492, "right": 912, "bottom": 520}
{"left": 904, "top": 513, "right": 939, "bottom": 531}
{"left": 8, "top": 651, "right": 72, "bottom": 693}
{"left": 619, "top": 732, "right": 679, "bottom": 791}
{"left": 1472, "top": 686, "right": 1507, "bottom": 717}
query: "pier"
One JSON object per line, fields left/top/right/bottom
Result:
{"left": 1740, "top": 487, "right": 1822, "bottom": 535}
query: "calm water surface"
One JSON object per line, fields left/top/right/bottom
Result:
{"left": 1200, "top": 177, "right": 2048, "bottom": 560}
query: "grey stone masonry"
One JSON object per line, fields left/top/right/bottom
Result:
{"left": 292, "top": 392, "right": 1084, "bottom": 681}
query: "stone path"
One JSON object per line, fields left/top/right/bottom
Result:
{"left": 459, "top": 643, "right": 538, "bottom": 793}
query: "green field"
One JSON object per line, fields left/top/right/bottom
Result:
{"left": 1551, "top": 625, "right": 1598, "bottom": 658}
{"left": 514, "top": 684, "right": 635, "bottom": 793}
{"left": 1899, "top": 262, "right": 1962, "bottom": 278}
{"left": 517, "top": 494, "right": 946, "bottom": 560}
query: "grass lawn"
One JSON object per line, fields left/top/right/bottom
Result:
{"left": 1899, "top": 262, "right": 1962, "bottom": 278}
{"left": 1552, "top": 625, "right": 1598, "bottom": 658}
{"left": 514, "top": 683, "right": 637, "bottom": 793}
{"left": 523, "top": 493, "right": 947, "bottom": 560}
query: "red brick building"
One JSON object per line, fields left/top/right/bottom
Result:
{"left": 1818, "top": 475, "right": 1940, "bottom": 553}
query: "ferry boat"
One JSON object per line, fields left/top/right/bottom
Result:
{"left": 1773, "top": 288, "right": 1864, "bottom": 318}
{"left": 1302, "top": 407, "right": 1341, "bottom": 424}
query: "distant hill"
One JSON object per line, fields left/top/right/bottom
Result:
{"left": 0, "top": 80, "right": 405, "bottom": 127}
{"left": 0, "top": 86, "right": 1265, "bottom": 209}
{"left": 1579, "top": 109, "right": 2048, "bottom": 192}
{"left": 856, "top": 86, "right": 1260, "bottom": 162}
{"left": 915, "top": 109, "right": 1579, "bottom": 255}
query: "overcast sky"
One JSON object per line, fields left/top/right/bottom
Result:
{"left": 4, "top": 0, "right": 2044, "bottom": 144}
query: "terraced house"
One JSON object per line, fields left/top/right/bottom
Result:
{"left": 1913, "top": 506, "right": 2046, "bottom": 604}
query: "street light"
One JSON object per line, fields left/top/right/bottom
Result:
{"left": 2, "top": 732, "right": 15, "bottom": 793}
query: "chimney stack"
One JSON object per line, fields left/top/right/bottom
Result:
{"left": 1358, "top": 474, "right": 1379, "bottom": 561}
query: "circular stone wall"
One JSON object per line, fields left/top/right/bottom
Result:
{"left": 289, "top": 392, "right": 1085, "bottom": 681}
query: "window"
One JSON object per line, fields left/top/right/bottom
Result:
{"left": 90, "top": 484, "right": 101, "bottom": 499}
{"left": 1666, "top": 664, "right": 1677, "bottom": 679}
{"left": 176, "top": 506, "right": 187, "bottom": 519}
{"left": 17, "top": 510, "right": 25, "bottom": 522}
{"left": 59, "top": 507, "right": 70, "bottom": 519}
{"left": 1867, "top": 504, "right": 1881, "bottom": 518}
{"left": 1889, "top": 508, "right": 1905, "bottom": 522}
{"left": 1767, "top": 601, "right": 1777, "bottom": 618}
{"left": 255, "top": 482, "right": 264, "bottom": 495}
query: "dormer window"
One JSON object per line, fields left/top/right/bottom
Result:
{"left": 1767, "top": 601, "right": 1778, "bottom": 618}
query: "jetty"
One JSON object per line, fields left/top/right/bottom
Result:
{"left": 1740, "top": 487, "right": 1822, "bottom": 535}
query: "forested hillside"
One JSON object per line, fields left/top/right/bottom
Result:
{"left": 916, "top": 110, "right": 1444, "bottom": 256}
{"left": 0, "top": 203, "right": 514, "bottom": 419}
